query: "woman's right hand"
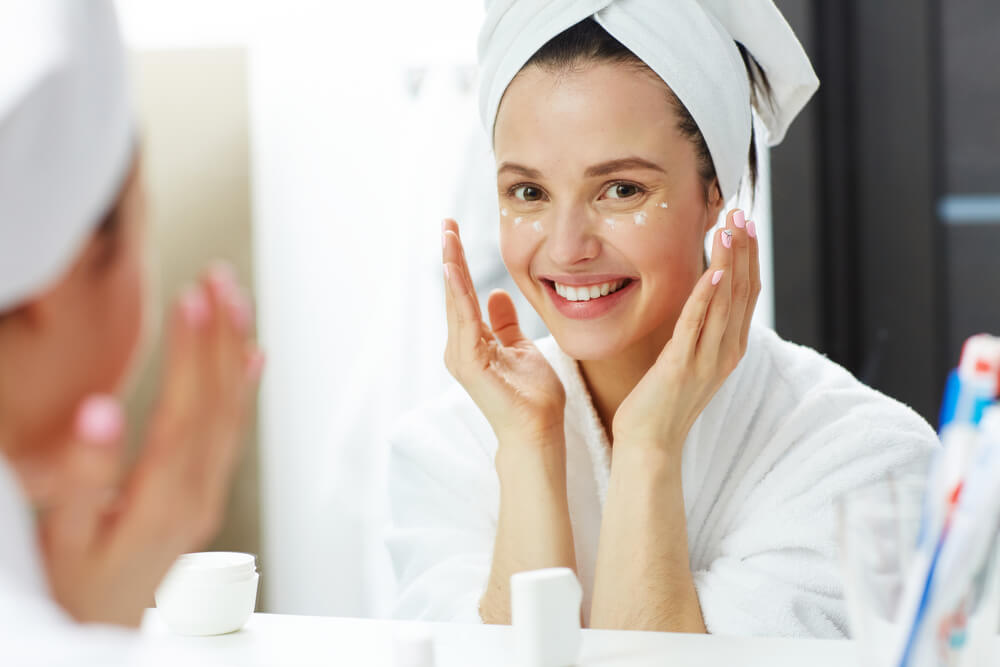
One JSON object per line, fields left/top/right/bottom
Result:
{"left": 442, "top": 219, "right": 566, "bottom": 448}
{"left": 19, "top": 264, "right": 263, "bottom": 627}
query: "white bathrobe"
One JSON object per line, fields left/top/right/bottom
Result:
{"left": 0, "top": 454, "right": 222, "bottom": 665}
{"left": 386, "top": 325, "right": 939, "bottom": 637}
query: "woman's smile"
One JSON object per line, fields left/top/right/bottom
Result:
{"left": 538, "top": 274, "right": 639, "bottom": 319}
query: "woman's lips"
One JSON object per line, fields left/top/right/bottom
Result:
{"left": 542, "top": 277, "right": 637, "bottom": 320}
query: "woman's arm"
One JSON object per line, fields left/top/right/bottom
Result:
{"left": 440, "top": 219, "right": 575, "bottom": 624}
{"left": 593, "top": 209, "right": 759, "bottom": 631}
{"left": 481, "top": 437, "right": 577, "bottom": 624}
{"left": 590, "top": 445, "right": 704, "bottom": 632}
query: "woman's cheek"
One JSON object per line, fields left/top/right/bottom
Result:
{"left": 499, "top": 222, "right": 536, "bottom": 291}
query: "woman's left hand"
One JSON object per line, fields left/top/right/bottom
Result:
{"left": 611, "top": 209, "right": 760, "bottom": 454}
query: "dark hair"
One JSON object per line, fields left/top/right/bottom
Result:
{"left": 522, "top": 18, "right": 773, "bottom": 201}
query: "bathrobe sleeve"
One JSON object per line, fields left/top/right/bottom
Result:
{"left": 385, "top": 388, "right": 500, "bottom": 622}
{"left": 689, "top": 329, "right": 939, "bottom": 638}
{"left": 1, "top": 456, "right": 228, "bottom": 665}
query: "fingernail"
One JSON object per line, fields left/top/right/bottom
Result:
{"left": 180, "top": 287, "right": 210, "bottom": 328}
{"left": 208, "top": 261, "right": 237, "bottom": 288}
{"left": 227, "top": 291, "right": 253, "bottom": 333}
{"left": 75, "top": 395, "right": 124, "bottom": 446}
{"left": 247, "top": 350, "right": 266, "bottom": 381}
{"left": 712, "top": 270, "right": 725, "bottom": 286}
{"left": 721, "top": 229, "right": 733, "bottom": 249}
{"left": 747, "top": 220, "right": 757, "bottom": 239}
{"left": 733, "top": 209, "right": 746, "bottom": 229}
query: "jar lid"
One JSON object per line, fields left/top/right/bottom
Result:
{"left": 163, "top": 552, "right": 258, "bottom": 585}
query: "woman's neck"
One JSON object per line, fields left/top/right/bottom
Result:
{"left": 577, "top": 322, "right": 673, "bottom": 444}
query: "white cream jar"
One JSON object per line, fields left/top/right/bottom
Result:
{"left": 155, "top": 552, "right": 259, "bottom": 636}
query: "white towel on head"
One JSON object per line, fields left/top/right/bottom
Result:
{"left": 477, "top": 0, "right": 819, "bottom": 202}
{"left": 386, "top": 325, "right": 938, "bottom": 635}
{"left": 0, "top": 0, "right": 133, "bottom": 312}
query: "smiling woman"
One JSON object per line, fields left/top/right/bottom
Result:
{"left": 385, "top": 0, "right": 939, "bottom": 638}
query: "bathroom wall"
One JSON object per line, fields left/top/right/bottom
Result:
{"left": 126, "top": 47, "right": 262, "bottom": 607}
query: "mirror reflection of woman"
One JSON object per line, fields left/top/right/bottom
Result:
{"left": 0, "top": 1, "right": 260, "bottom": 661}
{"left": 387, "top": 1, "right": 937, "bottom": 636}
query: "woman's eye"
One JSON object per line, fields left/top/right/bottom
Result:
{"left": 513, "top": 185, "right": 544, "bottom": 202}
{"left": 605, "top": 183, "right": 642, "bottom": 199}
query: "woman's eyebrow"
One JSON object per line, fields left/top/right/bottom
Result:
{"left": 497, "top": 162, "right": 543, "bottom": 179}
{"left": 584, "top": 157, "right": 666, "bottom": 177}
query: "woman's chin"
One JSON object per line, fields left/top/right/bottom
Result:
{"left": 547, "top": 326, "right": 632, "bottom": 362}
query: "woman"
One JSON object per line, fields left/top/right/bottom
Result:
{"left": 0, "top": 0, "right": 260, "bottom": 661}
{"left": 387, "top": 1, "right": 937, "bottom": 637}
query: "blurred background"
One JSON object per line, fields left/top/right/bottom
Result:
{"left": 112, "top": 0, "right": 999, "bottom": 619}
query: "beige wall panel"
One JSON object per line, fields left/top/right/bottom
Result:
{"left": 127, "top": 48, "right": 262, "bottom": 607}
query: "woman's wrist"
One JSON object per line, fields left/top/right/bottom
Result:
{"left": 495, "top": 428, "right": 567, "bottom": 485}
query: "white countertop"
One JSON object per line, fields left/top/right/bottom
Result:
{"left": 141, "top": 610, "right": 877, "bottom": 666}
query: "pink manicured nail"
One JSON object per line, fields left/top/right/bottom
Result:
{"left": 208, "top": 261, "right": 237, "bottom": 289}
{"left": 247, "top": 350, "right": 266, "bottom": 381}
{"left": 747, "top": 220, "right": 757, "bottom": 239}
{"left": 712, "top": 270, "right": 725, "bottom": 286}
{"left": 227, "top": 292, "right": 253, "bottom": 333}
{"left": 733, "top": 209, "right": 746, "bottom": 229}
{"left": 180, "top": 287, "right": 210, "bottom": 328}
{"left": 75, "top": 395, "right": 124, "bottom": 446}
{"left": 721, "top": 229, "right": 733, "bottom": 249}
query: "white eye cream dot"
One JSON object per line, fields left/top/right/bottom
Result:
{"left": 532, "top": 220, "right": 543, "bottom": 232}
{"left": 500, "top": 208, "right": 508, "bottom": 217}
{"left": 514, "top": 216, "right": 523, "bottom": 226}
{"left": 659, "top": 202, "right": 669, "bottom": 208}
{"left": 604, "top": 218, "right": 616, "bottom": 230}
{"left": 634, "top": 211, "right": 647, "bottom": 226}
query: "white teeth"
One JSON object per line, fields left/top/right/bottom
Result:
{"left": 553, "top": 279, "right": 628, "bottom": 301}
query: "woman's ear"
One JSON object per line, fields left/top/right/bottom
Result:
{"left": 703, "top": 180, "right": 725, "bottom": 234}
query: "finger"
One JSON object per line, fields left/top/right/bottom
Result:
{"left": 442, "top": 220, "right": 482, "bottom": 321}
{"left": 487, "top": 289, "right": 527, "bottom": 347}
{"left": 157, "top": 284, "right": 210, "bottom": 415}
{"left": 204, "top": 263, "right": 247, "bottom": 389}
{"left": 694, "top": 225, "right": 734, "bottom": 359}
{"left": 669, "top": 247, "right": 727, "bottom": 362}
{"left": 741, "top": 220, "right": 762, "bottom": 350}
{"left": 41, "top": 395, "right": 126, "bottom": 551}
{"left": 200, "top": 265, "right": 256, "bottom": 486}
{"left": 444, "top": 258, "right": 486, "bottom": 363}
{"left": 720, "top": 209, "right": 751, "bottom": 354}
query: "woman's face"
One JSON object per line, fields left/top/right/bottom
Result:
{"left": 0, "top": 156, "right": 147, "bottom": 452}
{"left": 494, "top": 62, "right": 723, "bottom": 362}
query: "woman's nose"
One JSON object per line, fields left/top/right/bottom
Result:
{"left": 544, "top": 205, "right": 602, "bottom": 267}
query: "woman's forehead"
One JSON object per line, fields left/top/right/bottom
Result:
{"left": 494, "top": 62, "right": 681, "bottom": 172}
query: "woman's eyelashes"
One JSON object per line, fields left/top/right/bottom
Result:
{"left": 502, "top": 180, "right": 650, "bottom": 208}
{"left": 506, "top": 183, "right": 547, "bottom": 204}
{"left": 600, "top": 181, "right": 647, "bottom": 201}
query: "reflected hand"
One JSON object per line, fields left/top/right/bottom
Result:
{"left": 19, "top": 265, "right": 263, "bottom": 627}
{"left": 612, "top": 209, "right": 760, "bottom": 454}
{"left": 442, "top": 219, "right": 565, "bottom": 447}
